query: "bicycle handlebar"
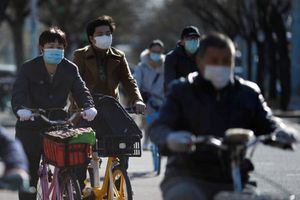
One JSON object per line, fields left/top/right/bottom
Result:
{"left": 192, "top": 134, "right": 273, "bottom": 151}
{"left": 29, "top": 108, "right": 81, "bottom": 126}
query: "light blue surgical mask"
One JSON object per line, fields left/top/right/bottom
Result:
{"left": 184, "top": 39, "right": 199, "bottom": 54}
{"left": 43, "top": 48, "right": 64, "bottom": 65}
{"left": 150, "top": 52, "right": 162, "bottom": 62}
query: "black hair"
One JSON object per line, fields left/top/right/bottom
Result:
{"left": 149, "top": 39, "right": 164, "bottom": 49}
{"left": 39, "top": 27, "right": 67, "bottom": 48}
{"left": 86, "top": 15, "right": 116, "bottom": 43}
{"left": 198, "top": 32, "right": 235, "bottom": 57}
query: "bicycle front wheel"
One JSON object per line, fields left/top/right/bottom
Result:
{"left": 108, "top": 165, "right": 133, "bottom": 200}
{"left": 60, "top": 172, "right": 82, "bottom": 200}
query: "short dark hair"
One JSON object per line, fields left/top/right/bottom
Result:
{"left": 39, "top": 27, "right": 67, "bottom": 48}
{"left": 86, "top": 15, "right": 116, "bottom": 43}
{"left": 198, "top": 32, "right": 235, "bottom": 57}
{"left": 149, "top": 39, "right": 164, "bottom": 49}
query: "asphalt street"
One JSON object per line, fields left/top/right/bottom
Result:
{"left": 0, "top": 114, "right": 299, "bottom": 200}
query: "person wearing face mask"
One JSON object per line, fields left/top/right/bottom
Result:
{"left": 11, "top": 27, "right": 97, "bottom": 200}
{"left": 72, "top": 15, "right": 145, "bottom": 114}
{"left": 164, "top": 26, "right": 200, "bottom": 90}
{"left": 72, "top": 15, "right": 145, "bottom": 189}
{"left": 149, "top": 33, "right": 297, "bottom": 200}
{"left": 134, "top": 39, "right": 165, "bottom": 150}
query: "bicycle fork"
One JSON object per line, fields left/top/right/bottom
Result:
{"left": 230, "top": 147, "right": 243, "bottom": 193}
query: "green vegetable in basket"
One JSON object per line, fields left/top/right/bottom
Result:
{"left": 68, "top": 128, "right": 96, "bottom": 145}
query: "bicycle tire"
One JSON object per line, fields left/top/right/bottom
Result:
{"left": 60, "top": 172, "right": 82, "bottom": 200}
{"left": 37, "top": 164, "right": 52, "bottom": 200}
{"left": 108, "top": 165, "right": 133, "bottom": 200}
{"left": 36, "top": 178, "right": 44, "bottom": 200}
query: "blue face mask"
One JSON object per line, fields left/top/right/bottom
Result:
{"left": 184, "top": 39, "right": 199, "bottom": 54}
{"left": 150, "top": 52, "right": 162, "bottom": 62}
{"left": 43, "top": 48, "right": 64, "bottom": 65}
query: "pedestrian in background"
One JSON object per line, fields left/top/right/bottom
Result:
{"left": 164, "top": 26, "right": 201, "bottom": 90}
{"left": 134, "top": 39, "right": 165, "bottom": 150}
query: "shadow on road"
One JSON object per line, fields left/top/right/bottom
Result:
{"left": 128, "top": 171, "right": 160, "bottom": 180}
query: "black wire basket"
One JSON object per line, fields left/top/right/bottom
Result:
{"left": 96, "top": 135, "right": 141, "bottom": 157}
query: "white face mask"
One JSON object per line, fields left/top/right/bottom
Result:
{"left": 94, "top": 35, "right": 112, "bottom": 49}
{"left": 204, "top": 65, "right": 233, "bottom": 89}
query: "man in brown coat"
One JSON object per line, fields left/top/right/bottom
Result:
{"left": 73, "top": 15, "right": 145, "bottom": 113}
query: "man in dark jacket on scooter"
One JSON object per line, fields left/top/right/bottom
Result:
{"left": 149, "top": 32, "right": 297, "bottom": 200}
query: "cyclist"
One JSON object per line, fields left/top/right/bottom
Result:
{"left": 134, "top": 39, "right": 165, "bottom": 150}
{"left": 164, "top": 26, "right": 201, "bottom": 90}
{"left": 149, "top": 32, "right": 296, "bottom": 200}
{"left": 11, "top": 27, "right": 97, "bottom": 200}
{"left": 0, "top": 127, "right": 29, "bottom": 190}
{"left": 72, "top": 15, "right": 145, "bottom": 114}
{"left": 72, "top": 15, "right": 145, "bottom": 191}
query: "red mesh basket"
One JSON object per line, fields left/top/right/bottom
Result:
{"left": 43, "top": 136, "right": 92, "bottom": 167}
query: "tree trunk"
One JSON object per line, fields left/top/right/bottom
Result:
{"left": 11, "top": 20, "right": 24, "bottom": 71}
{"left": 255, "top": 40, "right": 265, "bottom": 95}
{"left": 267, "top": 33, "right": 277, "bottom": 100}
{"left": 246, "top": 38, "right": 253, "bottom": 80}
{"left": 270, "top": 6, "right": 291, "bottom": 110}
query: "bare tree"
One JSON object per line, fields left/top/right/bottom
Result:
{"left": 182, "top": 0, "right": 291, "bottom": 109}
{"left": 38, "top": 0, "right": 139, "bottom": 56}
{"left": 4, "top": 0, "right": 30, "bottom": 70}
{"left": 0, "top": 0, "right": 9, "bottom": 23}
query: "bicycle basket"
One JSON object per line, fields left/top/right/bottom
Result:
{"left": 43, "top": 127, "right": 96, "bottom": 167}
{"left": 96, "top": 135, "right": 141, "bottom": 157}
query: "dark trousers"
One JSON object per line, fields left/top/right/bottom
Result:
{"left": 161, "top": 176, "right": 233, "bottom": 200}
{"left": 16, "top": 127, "right": 43, "bottom": 200}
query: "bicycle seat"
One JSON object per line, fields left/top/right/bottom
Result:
{"left": 224, "top": 128, "right": 254, "bottom": 145}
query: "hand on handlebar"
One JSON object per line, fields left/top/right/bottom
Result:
{"left": 17, "top": 109, "right": 34, "bottom": 121}
{"left": 166, "top": 131, "right": 196, "bottom": 153}
{"left": 134, "top": 100, "right": 146, "bottom": 115}
{"left": 82, "top": 107, "right": 97, "bottom": 121}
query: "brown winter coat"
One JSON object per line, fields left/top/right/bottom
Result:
{"left": 73, "top": 45, "right": 143, "bottom": 104}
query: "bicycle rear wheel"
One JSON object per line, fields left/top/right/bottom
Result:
{"left": 60, "top": 172, "right": 82, "bottom": 200}
{"left": 108, "top": 165, "right": 133, "bottom": 200}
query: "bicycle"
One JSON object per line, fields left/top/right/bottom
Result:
{"left": 190, "top": 128, "right": 296, "bottom": 200}
{"left": 30, "top": 109, "right": 95, "bottom": 200}
{"left": 82, "top": 108, "right": 142, "bottom": 200}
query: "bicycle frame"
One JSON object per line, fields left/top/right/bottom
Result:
{"left": 38, "top": 157, "right": 61, "bottom": 200}
{"left": 84, "top": 150, "right": 122, "bottom": 200}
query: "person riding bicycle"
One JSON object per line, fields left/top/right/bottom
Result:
{"left": 0, "top": 127, "right": 29, "bottom": 191}
{"left": 134, "top": 39, "right": 165, "bottom": 150}
{"left": 11, "top": 27, "right": 97, "bottom": 200}
{"left": 71, "top": 15, "right": 145, "bottom": 191}
{"left": 149, "top": 32, "right": 297, "bottom": 200}
{"left": 72, "top": 15, "right": 145, "bottom": 114}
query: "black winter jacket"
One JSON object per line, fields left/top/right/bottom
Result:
{"left": 164, "top": 45, "right": 197, "bottom": 89}
{"left": 150, "top": 72, "right": 278, "bottom": 182}
{"left": 11, "top": 56, "right": 94, "bottom": 130}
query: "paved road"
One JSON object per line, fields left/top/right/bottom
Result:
{"left": 0, "top": 118, "right": 299, "bottom": 200}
